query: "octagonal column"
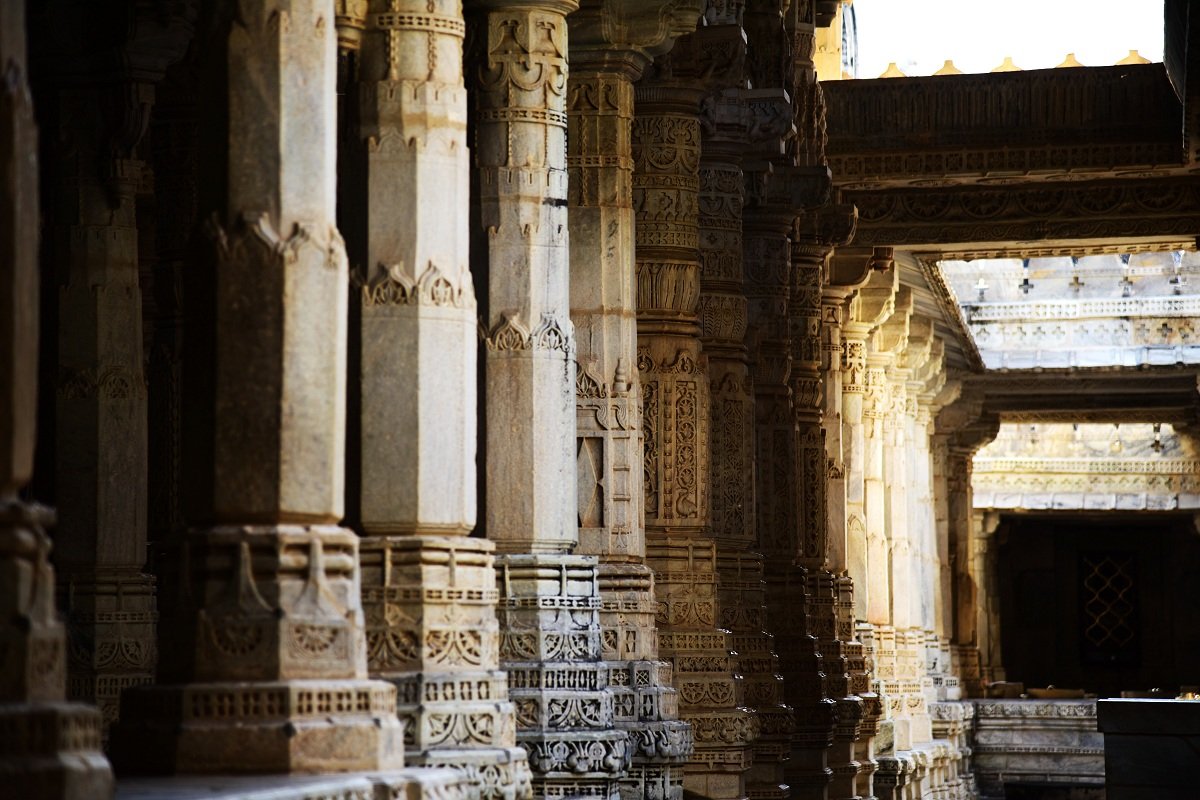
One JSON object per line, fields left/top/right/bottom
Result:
{"left": 37, "top": 2, "right": 191, "bottom": 733}
{"left": 635, "top": 26, "right": 758, "bottom": 800}
{"left": 0, "top": 2, "right": 113, "bottom": 794}
{"left": 339, "top": 1, "right": 529, "bottom": 792}
{"left": 467, "top": 4, "right": 631, "bottom": 798}
{"left": 839, "top": 264, "right": 896, "bottom": 800}
{"left": 704, "top": 86, "right": 800, "bottom": 800}
{"left": 568, "top": 4, "right": 705, "bottom": 798}
{"left": 110, "top": 0, "right": 404, "bottom": 774}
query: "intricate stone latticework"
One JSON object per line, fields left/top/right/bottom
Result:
{"left": 635, "top": 25, "right": 758, "bottom": 800}
{"left": 0, "top": 2, "right": 114, "bottom": 793}
{"left": 343, "top": 3, "right": 528, "bottom": 793}
{"left": 567, "top": 6, "right": 705, "bottom": 799}
{"left": 109, "top": 0, "right": 404, "bottom": 774}
{"left": 469, "top": 4, "right": 628, "bottom": 798}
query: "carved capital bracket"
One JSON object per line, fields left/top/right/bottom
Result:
{"left": 569, "top": 0, "right": 706, "bottom": 81}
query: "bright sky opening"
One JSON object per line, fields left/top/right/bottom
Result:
{"left": 853, "top": 0, "right": 1166, "bottom": 78}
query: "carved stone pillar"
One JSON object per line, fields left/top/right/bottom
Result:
{"left": 860, "top": 288, "right": 912, "bottom": 783}
{"left": 39, "top": 3, "right": 192, "bottom": 732}
{"left": 468, "top": 4, "right": 628, "bottom": 798}
{"left": 635, "top": 27, "right": 757, "bottom": 800}
{"left": 566, "top": 6, "right": 704, "bottom": 798}
{"left": 935, "top": 390, "right": 998, "bottom": 702}
{"left": 48, "top": 84, "right": 157, "bottom": 735}
{"left": 0, "top": 2, "right": 113, "bottom": 794}
{"left": 840, "top": 264, "right": 896, "bottom": 800}
{"left": 110, "top": 0, "right": 404, "bottom": 773}
{"left": 787, "top": 208, "right": 857, "bottom": 800}
{"left": 340, "top": 2, "right": 529, "bottom": 792}
{"left": 823, "top": 246, "right": 892, "bottom": 800}
{"left": 702, "top": 86, "right": 795, "bottom": 800}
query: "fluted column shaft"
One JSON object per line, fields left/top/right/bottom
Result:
{"left": 111, "top": 0, "right": 404, "bottom": 774}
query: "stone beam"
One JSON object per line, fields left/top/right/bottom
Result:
{"left": 824, "top": 65, "right": 1184, "bottom": 189}
{"left": 966, "top": 368, "right": 1200, "bottom": 423}
{"left": 843, "top": 177, "right": 1200, "bottom": 254}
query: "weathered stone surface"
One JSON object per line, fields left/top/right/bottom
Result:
{"left": 0, "top": 2, "right": 114, "bottom": 795}
{"left": 109, "top": 0, "right": 403, "bottom": 776}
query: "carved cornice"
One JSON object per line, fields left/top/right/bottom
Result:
{"left": 825, "top": 65, "right": 1184, "bottom": 189}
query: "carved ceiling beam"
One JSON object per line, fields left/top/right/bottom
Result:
{"left": 824, "top": 65, "right": 1185, "bottom": 190}
{"left": 964, "top": 368, "right": 1200, "bottom": 426}
{"left": 844, "top": 176, "right": 1200, "bottom": 254}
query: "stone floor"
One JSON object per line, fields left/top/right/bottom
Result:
{"left": 114, "top": 769, "right": 472, "bottom": 800}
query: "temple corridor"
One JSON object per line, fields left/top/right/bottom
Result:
{"left": 2, "top": 1, "right": 1199, "bottom": 799}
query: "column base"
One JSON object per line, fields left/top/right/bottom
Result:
{"left": 414, "top": 746, "right": 533, "bottom": 800}
{"left": 0, "top": 702, "right": 113, "bottom": 800}
{"left": 57, "top": 568, "right": 157, "bottom": 732}
{"left": 109, "top": 679, "right": 405, "bottom": 775}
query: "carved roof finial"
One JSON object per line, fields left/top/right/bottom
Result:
{"left": 991, "top": 56, "right": 1021, "bottom": 72}
{"left": 1116, "top": 49, "right": 1151, "bottom": 65}
{"left": 1056, "top": 52, "right": 1085, "bottom": 68}
{"left": 878, "top": 61, "right": 906, "bottom": 78}
{"left": 933, "top": 59, "right": 962, "bottom": 75}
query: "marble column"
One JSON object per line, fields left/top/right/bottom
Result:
{"left": 634, "top": 26, "right": 757, "bottom": 800}
{"left": 567, "top": 4, "right": 704, "bottom": 798}
{"left": 839, "top": 263, "right": 896, "bottom": 800}
{"left": 823, "top": 246, "right": 891, "bottom": 800}
{"left": 41, "top": 4, "right": 192, "bottom": 731}
{"left": 342, "top": 2, "right": 529, "bottom": 794}
{"left": 702, "top": 88, "right": 795, "bottom": 800}
{"left": 468, "top": 3, "right": 629, "bottom": 798}
{"left": 790, "top": 207, "right": 860, "bottom": 800}
{"left": 110, "top": 0, "right": 404, "bottom": 773}
{"left": 934, "top": 390, "right": 997, "bottom": 700}
{"left": 0, "top": 1, "right": 113, "bottom": 794}
{"left": 860, "top": 287, "right": 912, "bottom": 776}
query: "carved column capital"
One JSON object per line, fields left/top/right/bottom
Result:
{"left": 569, "top": 0, "right": 705, "bottom": 80}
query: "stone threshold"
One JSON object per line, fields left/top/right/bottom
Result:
{"left": 115, "top": 768, "right": 472, "bottom": 800}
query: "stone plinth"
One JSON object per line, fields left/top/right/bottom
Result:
{"left": 498, "top": 555, "right": 629, "bottom": 800}
{"left": 973, "top": 700, "right": 1103, "bottom": 800}
{"left": 0, "top": 506, "right": 114, "bottom": 800}
{"left": 112, "top": 526, "right": 404, "bottom": 774}
{"left": 1099, "top": 698, "right": 1200, "bottom": 800}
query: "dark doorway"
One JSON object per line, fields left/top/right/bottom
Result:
{"left": 996, "top": 513, "right": 1200, "bottom": 697}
